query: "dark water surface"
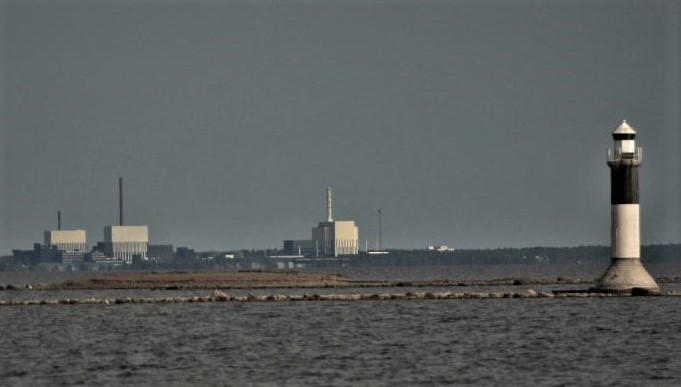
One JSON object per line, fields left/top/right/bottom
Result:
{"left": 2, "top": 298, "right": 681, "bottom": 386}
{"left": 1, "top": 264, "right": 681, "bottom": 386}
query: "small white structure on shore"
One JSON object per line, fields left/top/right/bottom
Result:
{"left": 428, "top": 245, "right": 455, "bottom": 252}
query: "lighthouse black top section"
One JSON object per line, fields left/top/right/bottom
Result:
{"left": 612, "top": 133, "right": 636, "bottom": 140}
{"left": 610, "top": 164, "right": 639, "bottom": 204}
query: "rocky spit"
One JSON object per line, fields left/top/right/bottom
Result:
{"left": 1, "top": 271, "right": 679, "bottom": 292}
{"left": 1, "top": 289, "right": 680, "bottom": 307}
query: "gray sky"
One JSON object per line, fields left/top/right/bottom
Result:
{"left": 1, "top": 0, "right": 680, "bottom": 253}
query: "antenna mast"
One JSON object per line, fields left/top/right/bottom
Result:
{"left": 378, "top": 209, "right": 382, "bottom": 250}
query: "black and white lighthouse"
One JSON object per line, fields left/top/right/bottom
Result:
{"left": 597, "top": 120, "right": 659, "bottom": 293}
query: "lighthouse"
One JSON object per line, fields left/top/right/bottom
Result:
{"left": 596, "top": 120, "right": 659, "bottom": 293}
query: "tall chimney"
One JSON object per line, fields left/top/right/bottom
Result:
{"left": 58, "top": 210, "right": 62, "bottom": 231}
{"left": 326, "top": 187, "right": 333, "bottom": 222}
{"left": 119, "top": 177, "right": 124, "bottom": 226}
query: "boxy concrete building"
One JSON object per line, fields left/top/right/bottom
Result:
{"left": 148, "top": 244, "right": 174, "bottom": 263}
{"left": 311, "top": 188, "right": 359, "bottom": 257}
{"left": 283, "top": 240, "right": 316, "bottom": 256}
{"left": 44, "top": 230, "right": 87, "bottom": 253}
{"left": 104, "top": 225, "right": 149, "bottom": 262}
{"left": 312, "top": 220, "right": 359, "bottom": 257}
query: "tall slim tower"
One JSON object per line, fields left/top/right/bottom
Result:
{"left": 377, "top": 209, "right": 382, "bottom": 250}
{"left": 597, "top": 120, "right": 659, "bottom": 293}
{"left": 326, "top": 187, "right": 333, "bottom": 222}
{"left": 119, "top": 177, "right": 124, "bottom": 226}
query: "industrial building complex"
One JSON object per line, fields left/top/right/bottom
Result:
{"left": 312, "top": 187, "right": 359, "bottom": 256}
{"left": 282, "top": 187, "right": 359, "bottom": 258}
{"left": 9, "top": 182, "right": 363, "bottom": 271}
{"left": 3, "top": 122, "right": 674, "bottom": 279}
{"left": 11, "top": 178, "right": 154, "bottom": 269}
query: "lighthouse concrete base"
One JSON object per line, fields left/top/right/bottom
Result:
{"left": 596, "top": 258, "right": 659, "bottom": 293}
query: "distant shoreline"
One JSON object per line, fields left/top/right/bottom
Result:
{"left": 1, "top": 270, "right": 680, "bottom": 307}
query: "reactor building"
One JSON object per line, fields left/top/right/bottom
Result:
{"left": 596, "top": 120, "right": 659, "bottom": 293}
{"left": 102, "top": 178, "right": 149, "bottom": 262}
{"left": 43, "top": 211, "right": 88, "bottom": 264}
{"left": 44, "top": 230, "right": 87, "bottom": 253}
{"left": 104, "top": 225, "right": 149, "bottom": 261}
{"left": 44, "top": 211, "right": 87, "bottom": 253}
{"left": 311, "top": 188, "right": 359, "bottom": 257}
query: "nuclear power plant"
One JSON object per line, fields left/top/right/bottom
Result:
{"left": 596, "top": 120, "right": 659, "bottom": 293}
{"left": 10, "top": 178, "right": 153, "bottom": 267}
{"left": 7, "top": 136, "right": 674, "bottom": 274}
{"left": 311, "top": 187, "right": 359, "bottom": 256}
{"left": 103, "top": 178, "right": 149, "bottom": 261}
{"left": 281, "top": 187, "right": 359, "bottom": 258}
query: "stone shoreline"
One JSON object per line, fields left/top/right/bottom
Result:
{"left": 1, "top": 270, "right": 679, "bottom": 292}
{"left": 2, "top": 289, "right": 680, "bottom": 307}
{"left": 0, "top": 274, "right": 587, "bottom": 291}
{"left": 33, "top": 270, "right": 353, "bottom": 290}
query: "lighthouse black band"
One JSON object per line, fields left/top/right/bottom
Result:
{"left": 610, "top": 165, "right": 639, "bottom": 204}
{"left": 612, "top": 133, "right": 636, "bottom": 140}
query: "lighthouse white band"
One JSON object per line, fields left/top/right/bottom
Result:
{"left": 611, "top": 204, "right": 640, "bottom": 259}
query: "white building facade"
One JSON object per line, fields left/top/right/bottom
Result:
{"left": 312, "top": 220, "right": 359, "bottom": 257}
{"left": 104, "top": 225, "right": 149, "bottom": 262}
{"left": 44, "top": 230, "right": 88, "bottom": 252}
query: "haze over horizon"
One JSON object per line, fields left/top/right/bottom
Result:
{"left": 1, "top": 0, "right": 680, "bottom": 253}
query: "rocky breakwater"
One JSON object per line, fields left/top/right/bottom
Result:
{"left": 39, "top": 270, "right": 353, "bottom": 290}
{"left": 4, "top": 274, "right": 681, "bottom": 293}
{"left": 2, "top": 289, "right": 680, "bottom": 307}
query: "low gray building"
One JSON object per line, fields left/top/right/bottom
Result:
{"left": 283, "top": 240, "right": 315, "bottom": 256}
{"left": 148, "top": 244, "right": 174, "bottom": 263}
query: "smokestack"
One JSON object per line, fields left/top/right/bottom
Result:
{"left": 326, "top": 187, "right": 333, "bottom": 222}
{"left": 58, "top": 211, "right": 61, "bottom": 231}
{"left": 119, "top": 177, "right": 124, "bottom": 226}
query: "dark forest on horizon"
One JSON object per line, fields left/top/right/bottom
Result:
{"left": 351, "top": 244, "right": 680, "bottom": 267}
{"left": 2, "top": 244, "right": 679, "bottom": 271}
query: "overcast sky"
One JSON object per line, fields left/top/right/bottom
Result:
{"left": 1, "top": 0, "right": 680, "bottom": 253}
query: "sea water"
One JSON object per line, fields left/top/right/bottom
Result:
{"left": 1, "top": 264, "right": 680, "bottom": 386}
